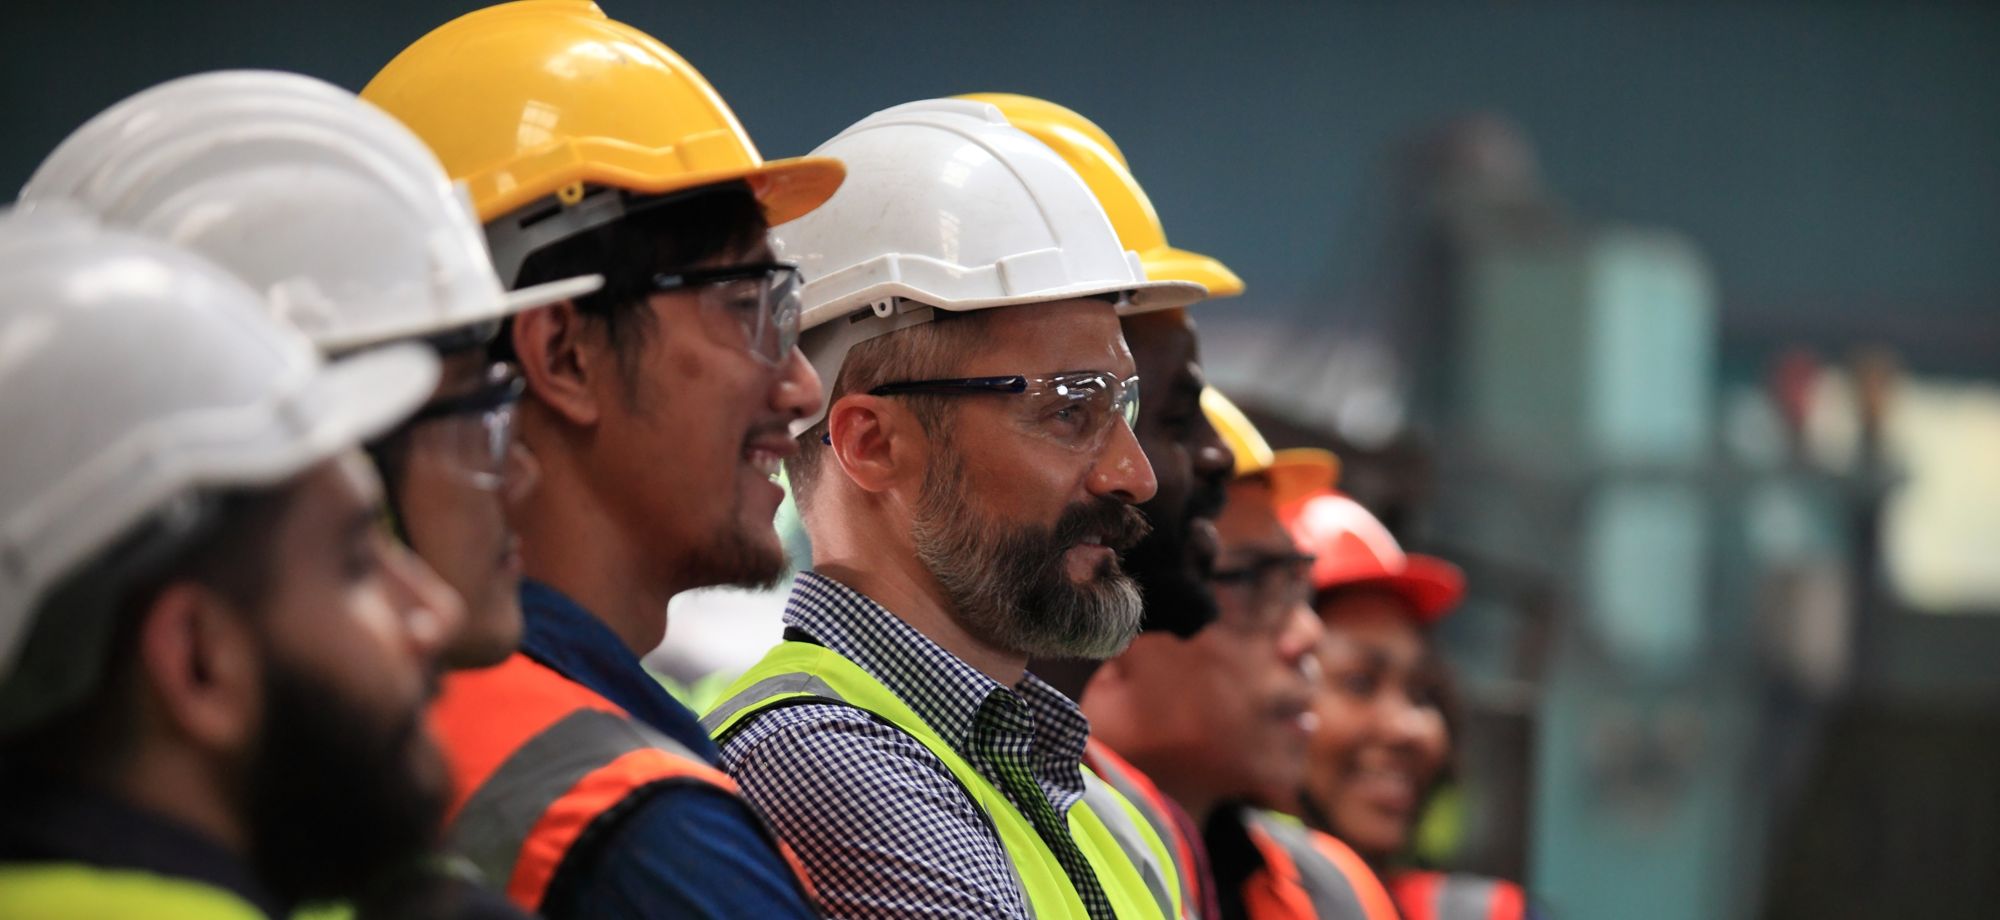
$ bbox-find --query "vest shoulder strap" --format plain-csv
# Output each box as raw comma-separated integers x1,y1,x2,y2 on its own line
1087,739,1203,919
1079,763,1183,919
1243,811,1400,920
1389,870,1528,920
434,653,735,911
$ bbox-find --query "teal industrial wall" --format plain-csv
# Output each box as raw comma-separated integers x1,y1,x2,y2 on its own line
6,1,1997,370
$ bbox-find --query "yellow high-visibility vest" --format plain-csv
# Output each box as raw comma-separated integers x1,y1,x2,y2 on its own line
706,639,1181,920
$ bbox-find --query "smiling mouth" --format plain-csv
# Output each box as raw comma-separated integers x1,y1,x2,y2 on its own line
1273,695,1315,731
742,426,797,482
745,447,783,479
1344,762,1421,813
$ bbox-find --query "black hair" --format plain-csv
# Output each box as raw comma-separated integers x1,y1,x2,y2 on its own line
499,182,768,382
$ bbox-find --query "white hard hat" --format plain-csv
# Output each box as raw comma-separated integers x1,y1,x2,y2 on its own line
20,70,601,354
775,98,1204,431
0,206,439,694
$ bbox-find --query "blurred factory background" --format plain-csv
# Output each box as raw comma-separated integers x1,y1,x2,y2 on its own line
8,2,1997,917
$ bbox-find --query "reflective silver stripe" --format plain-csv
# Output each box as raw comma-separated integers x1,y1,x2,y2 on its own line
1435,875,1502,920
699,671,848,737
1080,769,1177,920
450,708,703,897
1247,812,1370,920
1091,754,1195,918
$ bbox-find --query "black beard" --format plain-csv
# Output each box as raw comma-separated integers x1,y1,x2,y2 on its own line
244,654,447,908
1123,475,1227,638
680,515,788,592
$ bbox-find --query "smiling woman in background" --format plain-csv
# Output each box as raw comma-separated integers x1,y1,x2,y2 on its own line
1282,490,1542,920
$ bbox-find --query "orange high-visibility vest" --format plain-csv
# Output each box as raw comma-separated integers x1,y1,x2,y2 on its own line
1239,811,1400,920
430,653,808,912
1086,739,1209,919
1389,870,1528,920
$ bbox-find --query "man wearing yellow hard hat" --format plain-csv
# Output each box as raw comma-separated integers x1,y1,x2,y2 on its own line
1089,391,1402,920
362,3,835,917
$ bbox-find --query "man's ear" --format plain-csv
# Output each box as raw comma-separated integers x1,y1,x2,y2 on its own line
512,301,603,427
136,584,262,753
827,394,925,495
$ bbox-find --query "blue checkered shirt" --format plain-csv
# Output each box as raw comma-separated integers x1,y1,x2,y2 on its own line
717,571,1116,920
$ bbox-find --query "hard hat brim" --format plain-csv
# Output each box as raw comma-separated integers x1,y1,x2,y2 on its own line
1132,245,1246,307
313,272,606,355
1267,448,1341,508
753,155,849,227
503,272,605,315
1380,554,1467,623
802,277,1206,332
3,340,437,643
1310,553,1465,625
470,148,846,231
290,342,442,463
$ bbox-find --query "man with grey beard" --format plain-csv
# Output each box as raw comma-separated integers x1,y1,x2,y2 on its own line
704,99,1203,920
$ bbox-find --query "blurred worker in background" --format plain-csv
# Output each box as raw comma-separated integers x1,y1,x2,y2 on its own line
705,98,1201,920
1283,489,1539,920
18,69,608,918
0,210,454,918
963,92,1245,920
362,2,836,916
20,68,601,673
1086,393,1401,920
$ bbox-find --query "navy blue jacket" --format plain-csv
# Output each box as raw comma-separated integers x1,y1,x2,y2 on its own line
517,580,817,920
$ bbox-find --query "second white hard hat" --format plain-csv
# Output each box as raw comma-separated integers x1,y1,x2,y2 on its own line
775,98,1204,431
0,206,438,692
20,70,600,354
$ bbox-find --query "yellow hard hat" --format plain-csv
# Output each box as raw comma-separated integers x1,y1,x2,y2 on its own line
961,93,1244,301
363,1,843,231
1201,388,1339,508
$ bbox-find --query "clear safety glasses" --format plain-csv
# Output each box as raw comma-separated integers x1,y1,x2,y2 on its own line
1210,551,1317,634
395,364,526,491
868,371,1141,451
650,261,803,366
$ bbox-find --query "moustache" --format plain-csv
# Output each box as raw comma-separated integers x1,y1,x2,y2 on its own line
1052,497,1153,555
744,418,796,448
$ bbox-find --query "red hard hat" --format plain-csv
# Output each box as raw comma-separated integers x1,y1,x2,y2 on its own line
1280,490,1465,624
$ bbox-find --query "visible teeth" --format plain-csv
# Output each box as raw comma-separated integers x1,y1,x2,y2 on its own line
747,450,781,479
1296,711,1320,733
1081,535,1103,546
1352,768,1411,786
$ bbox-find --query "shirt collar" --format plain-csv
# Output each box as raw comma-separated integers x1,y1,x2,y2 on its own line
517,578,722,763
782,570,1091,772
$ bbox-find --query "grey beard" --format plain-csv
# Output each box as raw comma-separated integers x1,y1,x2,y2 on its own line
910,449,1145,661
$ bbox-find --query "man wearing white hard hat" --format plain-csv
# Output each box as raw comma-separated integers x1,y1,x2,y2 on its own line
966,93,1250,920
0,210,456,918
21,68,600,672
703,99,1203,920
